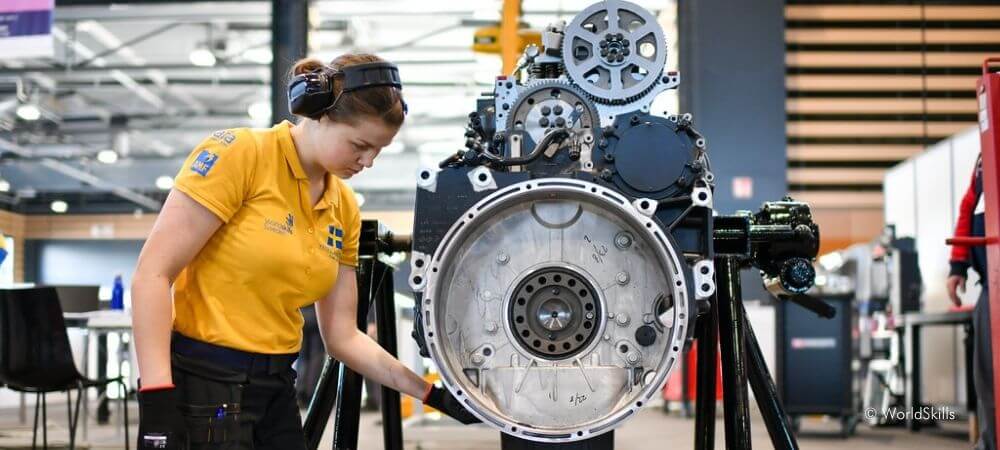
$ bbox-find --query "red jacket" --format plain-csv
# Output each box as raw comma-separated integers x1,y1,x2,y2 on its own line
950,156,986,278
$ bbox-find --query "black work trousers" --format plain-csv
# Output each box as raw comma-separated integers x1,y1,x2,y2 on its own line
171,334,307,450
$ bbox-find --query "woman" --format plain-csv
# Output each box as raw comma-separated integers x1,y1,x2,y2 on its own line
131,53,477,450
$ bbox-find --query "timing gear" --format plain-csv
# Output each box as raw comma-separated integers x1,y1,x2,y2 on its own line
504,80,601,163
561,0,667,105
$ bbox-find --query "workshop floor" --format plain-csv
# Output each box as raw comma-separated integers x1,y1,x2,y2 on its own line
0,400,972,449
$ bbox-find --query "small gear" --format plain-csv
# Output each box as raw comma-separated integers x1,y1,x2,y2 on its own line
504,79,601,151
561,0,667,105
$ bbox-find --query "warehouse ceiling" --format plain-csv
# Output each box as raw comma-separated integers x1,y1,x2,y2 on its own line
0,0,676,214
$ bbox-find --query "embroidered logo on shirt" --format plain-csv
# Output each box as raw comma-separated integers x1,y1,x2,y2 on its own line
210,130,237,146
190,150,218,176
264,213,295,236
327,226,344,250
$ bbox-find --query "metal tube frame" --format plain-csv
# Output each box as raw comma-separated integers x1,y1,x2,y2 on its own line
302,220,405,450
695,257,800,450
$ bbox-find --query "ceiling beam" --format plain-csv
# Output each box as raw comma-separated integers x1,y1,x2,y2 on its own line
0,137,162,210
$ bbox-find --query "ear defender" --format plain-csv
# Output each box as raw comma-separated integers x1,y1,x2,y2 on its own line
287,61,406,119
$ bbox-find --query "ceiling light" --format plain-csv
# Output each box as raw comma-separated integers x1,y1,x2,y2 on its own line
155,175,174,190
189,47,217,67
50,200,68,214
96,149,119,164
248,101,271,122
354,192,365,207
0,179,10,193
242,47,272,64
16,104,41,121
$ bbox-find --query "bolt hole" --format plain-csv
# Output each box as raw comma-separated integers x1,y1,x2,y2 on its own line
568,279,577,287
415,259,425,268
468,213,474,219
428,332,434,337
538,277,547,284
548,344,556,351
554,275,562,282
413,276,423,284
522,330,530,337
584,303,594,311
637,401,644,407
533,340,541,348
563,342,571,350
516,316,525,324
517,297,526,305
676,280,683,286
578,289,588,297
526,286,534,293
478,173,488,182
619,344,629,353
640,200,650,209
700,266,709,274
698,193,708,201
420,171,430,180
575,334,584,342
578,432,584,437
432,268,438,272
483,348,492,356
673,346,679,352
457,390,463,396
583,322,592,329
701,283,711,292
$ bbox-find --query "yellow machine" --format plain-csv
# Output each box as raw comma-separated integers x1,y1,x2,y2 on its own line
472,0,540,74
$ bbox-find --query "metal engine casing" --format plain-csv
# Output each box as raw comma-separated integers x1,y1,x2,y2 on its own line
409,0,717,443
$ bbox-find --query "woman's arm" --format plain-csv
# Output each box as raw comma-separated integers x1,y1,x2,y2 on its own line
315,265,431,399
132,190,224,388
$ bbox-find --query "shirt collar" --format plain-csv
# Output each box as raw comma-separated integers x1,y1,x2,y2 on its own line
275,120,308,180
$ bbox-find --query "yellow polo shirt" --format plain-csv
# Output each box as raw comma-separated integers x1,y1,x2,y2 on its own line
171,121,360,354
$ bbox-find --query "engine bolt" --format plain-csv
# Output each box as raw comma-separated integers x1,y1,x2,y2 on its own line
604,334,612,341
586,312,595,320
616,313,630,326
603,153,615,162
553,105,564,115
616,271,630,285
600,169,614,181
541,106,552,116
643,313,655,324
555,117,566,127
485,322,498,333
599,40,608,48
496,252,510,265
614,232,633,249
552,287,561,295
472,354,485,365
630,115,641,125
539,117,550,127
627,352,639,364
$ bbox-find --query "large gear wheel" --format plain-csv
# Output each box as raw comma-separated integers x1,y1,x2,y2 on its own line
505,80,601,152
561,0,667,105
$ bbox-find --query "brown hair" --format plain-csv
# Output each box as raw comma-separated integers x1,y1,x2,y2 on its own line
291,53,405,128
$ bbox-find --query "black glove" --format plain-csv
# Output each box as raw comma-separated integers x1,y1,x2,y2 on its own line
423,385,481,425
138,387,188,449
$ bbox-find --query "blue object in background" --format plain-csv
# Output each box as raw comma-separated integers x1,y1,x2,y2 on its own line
0,248,7,267
111,274,124,310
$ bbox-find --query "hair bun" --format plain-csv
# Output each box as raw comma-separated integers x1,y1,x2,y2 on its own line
292,58,325,76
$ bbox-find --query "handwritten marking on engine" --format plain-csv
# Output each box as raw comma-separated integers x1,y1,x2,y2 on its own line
583,235,609,264
570,393,588,406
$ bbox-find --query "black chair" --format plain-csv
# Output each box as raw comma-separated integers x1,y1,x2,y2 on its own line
0,287,129,449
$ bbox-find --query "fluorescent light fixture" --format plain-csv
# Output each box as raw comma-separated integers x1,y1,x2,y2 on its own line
248,101,271,122
0,179,10,192
155,175,174,190
97,149,119,164
50,200,68,213
354,192,365,207
242,47,272,64
16,104,41,121
189,47,217,67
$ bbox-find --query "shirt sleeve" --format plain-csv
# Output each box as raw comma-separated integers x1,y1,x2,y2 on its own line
338,181,362,267
949,168,978,272
173,129,259,223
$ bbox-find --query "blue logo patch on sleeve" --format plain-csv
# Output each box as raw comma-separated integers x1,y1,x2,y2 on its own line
190,150,219,176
